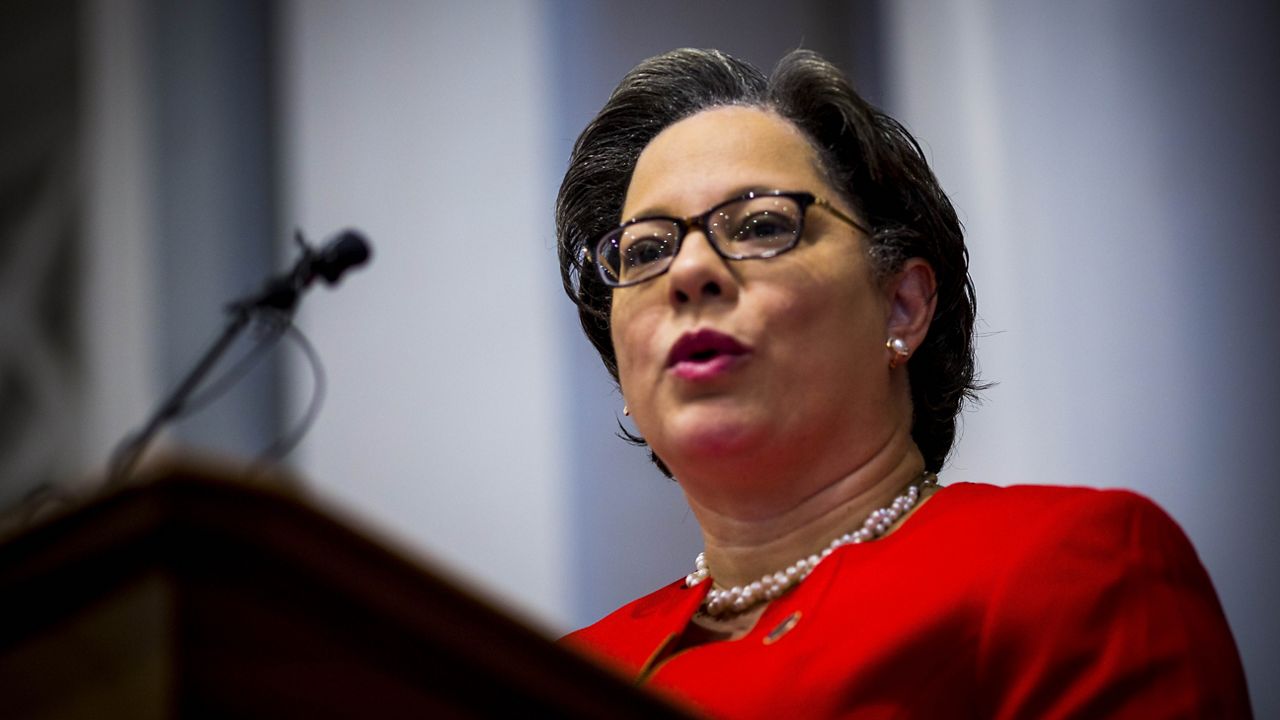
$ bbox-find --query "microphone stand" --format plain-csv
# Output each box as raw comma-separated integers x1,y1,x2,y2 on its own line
107,307,257,486
107,230,369,486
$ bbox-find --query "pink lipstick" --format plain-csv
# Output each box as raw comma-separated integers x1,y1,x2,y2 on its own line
667,329,751,381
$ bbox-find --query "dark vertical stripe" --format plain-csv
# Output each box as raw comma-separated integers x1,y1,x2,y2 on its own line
147,0,281,456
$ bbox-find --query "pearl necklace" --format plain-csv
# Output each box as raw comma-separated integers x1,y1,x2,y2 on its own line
686,473,936,617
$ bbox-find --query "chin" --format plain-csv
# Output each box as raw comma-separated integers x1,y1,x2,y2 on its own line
658,407,770,464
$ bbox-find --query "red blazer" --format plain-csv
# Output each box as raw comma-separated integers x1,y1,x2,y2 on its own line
564,483,1252,718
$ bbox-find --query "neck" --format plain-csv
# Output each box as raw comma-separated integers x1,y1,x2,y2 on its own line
683,430,928,590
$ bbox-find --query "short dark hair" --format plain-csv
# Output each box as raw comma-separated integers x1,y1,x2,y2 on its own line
556,48,979,475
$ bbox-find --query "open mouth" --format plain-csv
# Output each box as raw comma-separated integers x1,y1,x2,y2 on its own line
667,329,751,369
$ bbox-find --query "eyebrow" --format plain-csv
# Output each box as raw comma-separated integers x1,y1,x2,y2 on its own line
624,185,782,223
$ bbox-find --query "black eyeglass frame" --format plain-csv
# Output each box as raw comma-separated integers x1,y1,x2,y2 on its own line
586,190,870,288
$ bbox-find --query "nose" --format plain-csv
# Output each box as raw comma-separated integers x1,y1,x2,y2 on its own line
666,227,738,306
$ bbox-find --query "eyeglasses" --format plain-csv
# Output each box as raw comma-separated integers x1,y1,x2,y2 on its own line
587,190,869,288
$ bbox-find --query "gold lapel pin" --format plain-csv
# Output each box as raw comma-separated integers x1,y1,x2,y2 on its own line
763,611,802,645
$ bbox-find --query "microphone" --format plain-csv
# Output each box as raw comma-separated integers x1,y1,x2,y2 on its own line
238,229,372,312
108,227,372,486
312,230,372,284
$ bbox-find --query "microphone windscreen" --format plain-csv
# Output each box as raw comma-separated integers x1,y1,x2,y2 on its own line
316,230,372,283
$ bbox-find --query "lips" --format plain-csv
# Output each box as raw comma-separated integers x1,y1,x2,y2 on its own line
666,329,751,380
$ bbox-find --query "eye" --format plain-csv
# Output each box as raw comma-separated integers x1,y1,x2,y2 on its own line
617,222,678,274
737,211,793,242
725,210,799,245
623,237,671,267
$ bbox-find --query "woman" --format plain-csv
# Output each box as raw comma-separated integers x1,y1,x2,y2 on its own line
556,49,1250,718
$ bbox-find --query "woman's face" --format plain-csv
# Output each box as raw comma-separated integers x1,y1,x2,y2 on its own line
611,106,900,492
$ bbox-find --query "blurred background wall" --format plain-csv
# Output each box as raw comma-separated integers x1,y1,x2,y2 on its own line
2,0,1274,712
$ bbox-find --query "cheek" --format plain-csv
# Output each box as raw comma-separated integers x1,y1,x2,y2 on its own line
768,264,886,369
775,250,872,316
610,299,661,393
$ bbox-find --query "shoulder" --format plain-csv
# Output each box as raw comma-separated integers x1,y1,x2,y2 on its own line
907,482,1215,628
943,484,1252,716
935,482,1214,613
935,482,1191,560
938,480,1166,521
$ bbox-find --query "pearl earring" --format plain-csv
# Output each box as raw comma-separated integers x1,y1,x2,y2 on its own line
886,337,910,369
623,404,630,416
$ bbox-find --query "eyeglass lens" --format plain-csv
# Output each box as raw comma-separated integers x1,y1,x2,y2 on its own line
598,195,804,285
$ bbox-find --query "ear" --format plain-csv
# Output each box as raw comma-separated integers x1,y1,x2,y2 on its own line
884,258,937,364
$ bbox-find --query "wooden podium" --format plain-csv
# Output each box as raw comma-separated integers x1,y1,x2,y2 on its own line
0,462,690,718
